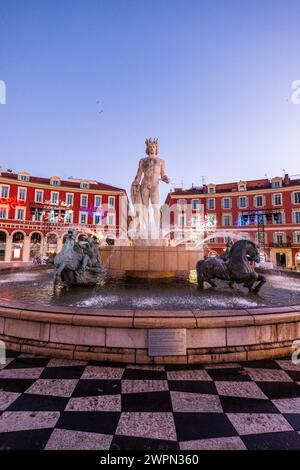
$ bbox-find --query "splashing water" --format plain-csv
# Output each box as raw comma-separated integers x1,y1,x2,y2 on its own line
0,269,300,311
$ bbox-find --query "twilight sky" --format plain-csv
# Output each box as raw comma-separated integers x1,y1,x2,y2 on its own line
1,0,300,202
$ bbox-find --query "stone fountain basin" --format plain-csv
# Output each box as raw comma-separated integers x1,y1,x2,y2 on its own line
0,295,299,364
100,245,202,278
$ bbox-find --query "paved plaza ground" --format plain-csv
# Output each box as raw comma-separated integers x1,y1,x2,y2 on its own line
0,351,300,450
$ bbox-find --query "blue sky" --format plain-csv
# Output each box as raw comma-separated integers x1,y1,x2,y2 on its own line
1,0,300,201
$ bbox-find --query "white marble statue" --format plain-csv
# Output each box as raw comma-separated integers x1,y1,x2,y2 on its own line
131,138,170,240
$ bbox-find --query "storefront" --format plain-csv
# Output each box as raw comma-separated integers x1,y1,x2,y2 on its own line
11,231,24,261
45,232,58,256
29,232,42,260
269,247,293,269
0,231,6,261
296,251,300,271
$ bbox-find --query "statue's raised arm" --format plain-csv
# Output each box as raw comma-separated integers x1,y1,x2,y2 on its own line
160,159,170,184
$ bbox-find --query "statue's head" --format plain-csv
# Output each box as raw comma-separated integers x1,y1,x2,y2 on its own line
236,239,260,263
67,229,76,240
145,138,159,156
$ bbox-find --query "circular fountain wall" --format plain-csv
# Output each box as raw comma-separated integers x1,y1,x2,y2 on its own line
0,266,299,364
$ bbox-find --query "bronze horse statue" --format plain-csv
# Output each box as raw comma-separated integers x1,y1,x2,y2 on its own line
53,230,102,289
196,240,266,294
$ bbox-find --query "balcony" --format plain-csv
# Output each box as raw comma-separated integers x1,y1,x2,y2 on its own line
268,242,292,248
0,219,121,235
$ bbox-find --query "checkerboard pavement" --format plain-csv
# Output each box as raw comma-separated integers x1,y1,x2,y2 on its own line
0,351,300,450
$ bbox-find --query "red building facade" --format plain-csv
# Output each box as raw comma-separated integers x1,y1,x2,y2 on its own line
165,174,300,270
0,169,128,262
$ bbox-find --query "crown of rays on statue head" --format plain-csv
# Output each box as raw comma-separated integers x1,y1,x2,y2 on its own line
145,138,159,155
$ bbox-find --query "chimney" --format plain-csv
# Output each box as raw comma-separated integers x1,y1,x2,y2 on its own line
284,173,290,185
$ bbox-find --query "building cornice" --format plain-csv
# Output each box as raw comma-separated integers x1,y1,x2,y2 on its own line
168,184,300,200
0,176,126,196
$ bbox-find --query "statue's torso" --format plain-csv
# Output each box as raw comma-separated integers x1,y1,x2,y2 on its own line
140,157,163,188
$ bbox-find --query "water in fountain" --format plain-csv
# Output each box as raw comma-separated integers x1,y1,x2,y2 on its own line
1,267,300,311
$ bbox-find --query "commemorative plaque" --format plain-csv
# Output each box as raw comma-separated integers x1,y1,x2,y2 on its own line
148,329,187,356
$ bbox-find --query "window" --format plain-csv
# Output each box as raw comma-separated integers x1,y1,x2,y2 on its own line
178,214,186,228
206,214,216,227
176,231,185,240
256,232,268,244
0,207,7,219
15,208,25,220
33,209,42,222
293,211,300,224
293,232,300,244
108,196,115,208
81,194,88,208
18,172,29,182
191,215,200,228
18,187,26,201
177,199,187,210
80,182,90,189
276,234,283,244
49,210,58,223
209,237,216,243
192,199,200,210
239,196,248,208
206,198,215,210
273,194,282,206
222,198,232,209
207,185,215,193
272,179,282,188
35,190,43,203
51,192,59,205
254,195,265,207
94,196,102,208
50,177,60,186
1,185,9,198
66,194,74,206
239,214,250,226
294,192,300,204
64,211,73,224
222,214,232,226
274,233,285,245
224,236,232,244
240,233,250,240
108,213,115,226
80,212,88,224
94,213,101,225
273,212,284,224
238,181,247,191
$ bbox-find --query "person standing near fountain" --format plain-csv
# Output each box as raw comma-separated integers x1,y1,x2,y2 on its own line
131,138,170,241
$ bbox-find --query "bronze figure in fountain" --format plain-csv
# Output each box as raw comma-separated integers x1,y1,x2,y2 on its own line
196,240,266,294
53,229,102,289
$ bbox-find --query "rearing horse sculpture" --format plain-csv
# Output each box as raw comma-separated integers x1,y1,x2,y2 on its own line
196,240,266,294
53,229,90,288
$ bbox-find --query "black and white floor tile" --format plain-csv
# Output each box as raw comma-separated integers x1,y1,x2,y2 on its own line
0,352,300,450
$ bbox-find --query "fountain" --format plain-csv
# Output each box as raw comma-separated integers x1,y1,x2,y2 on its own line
0,139,299,365
100,138,201,278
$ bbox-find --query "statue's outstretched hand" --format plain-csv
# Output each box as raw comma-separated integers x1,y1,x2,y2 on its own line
161,175,170,184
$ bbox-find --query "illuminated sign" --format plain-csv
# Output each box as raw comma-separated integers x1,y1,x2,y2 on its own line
0,197,25,209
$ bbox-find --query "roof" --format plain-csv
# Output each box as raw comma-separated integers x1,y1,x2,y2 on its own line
0,172,126,193
165,174,300,203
